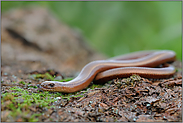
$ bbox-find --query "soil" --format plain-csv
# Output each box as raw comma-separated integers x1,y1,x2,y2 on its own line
1,60,182,122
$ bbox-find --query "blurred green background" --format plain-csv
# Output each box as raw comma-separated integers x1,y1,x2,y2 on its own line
1,1,182,60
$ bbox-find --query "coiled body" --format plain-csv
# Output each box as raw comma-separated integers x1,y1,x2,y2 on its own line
41,50,176,93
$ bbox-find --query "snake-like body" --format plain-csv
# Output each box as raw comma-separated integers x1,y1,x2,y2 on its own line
40,50,176,93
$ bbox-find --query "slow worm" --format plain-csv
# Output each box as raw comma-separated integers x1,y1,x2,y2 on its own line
40,50,176,93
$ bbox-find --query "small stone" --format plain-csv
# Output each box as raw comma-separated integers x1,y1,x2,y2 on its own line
55,97,62,100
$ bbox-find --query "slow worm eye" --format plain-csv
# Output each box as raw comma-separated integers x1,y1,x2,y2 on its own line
49,83,55,87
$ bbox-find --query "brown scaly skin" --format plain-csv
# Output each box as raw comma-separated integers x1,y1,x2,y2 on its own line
40,50,176,93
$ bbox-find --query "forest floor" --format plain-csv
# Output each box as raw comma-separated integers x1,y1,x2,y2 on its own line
1,60,182,122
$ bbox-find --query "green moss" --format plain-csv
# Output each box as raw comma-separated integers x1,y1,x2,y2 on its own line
19,81,26,85
130,74,141,81
89,83,103,90
1,86,63,121
30,73,71,81
10,86,24,91
28,86,38,88
29,113,41,122
45,73,55,81
30,73,54,80
33,74,46,79
57,77,73,82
